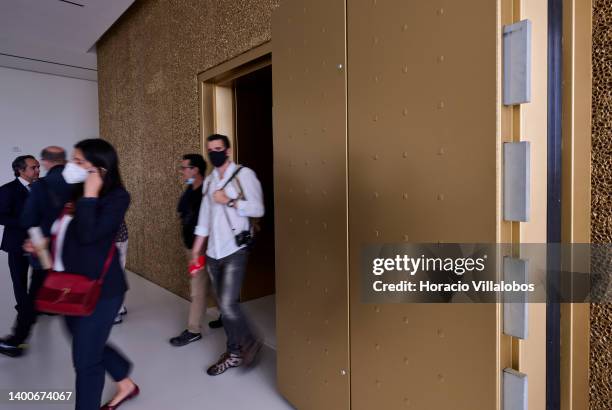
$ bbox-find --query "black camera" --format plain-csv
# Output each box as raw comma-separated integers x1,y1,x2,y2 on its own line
235,230,254,248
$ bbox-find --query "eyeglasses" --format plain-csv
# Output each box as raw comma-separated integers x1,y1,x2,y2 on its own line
179,166,194,170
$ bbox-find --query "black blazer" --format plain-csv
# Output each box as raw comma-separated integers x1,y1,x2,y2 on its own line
21,165,74,236
61,187,130,299
0,178,29,253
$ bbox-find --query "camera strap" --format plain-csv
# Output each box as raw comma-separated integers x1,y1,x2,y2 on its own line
221,201,236,232
221,166,244,190
219,166,246,233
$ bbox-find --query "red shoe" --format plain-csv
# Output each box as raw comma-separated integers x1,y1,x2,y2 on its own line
100,384,140,410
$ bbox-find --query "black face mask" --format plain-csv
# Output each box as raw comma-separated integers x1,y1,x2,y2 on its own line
209,150,228,168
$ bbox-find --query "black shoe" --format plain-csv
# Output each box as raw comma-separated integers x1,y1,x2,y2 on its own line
169,330,202,347
0,337,24,358
208,315,223,329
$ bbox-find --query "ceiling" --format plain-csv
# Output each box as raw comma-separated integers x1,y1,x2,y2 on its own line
0,0,135,81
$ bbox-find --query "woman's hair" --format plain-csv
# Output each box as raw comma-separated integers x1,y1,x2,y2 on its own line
74,139,124,196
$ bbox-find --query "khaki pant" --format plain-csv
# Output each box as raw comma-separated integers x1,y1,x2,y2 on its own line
187,250,213,333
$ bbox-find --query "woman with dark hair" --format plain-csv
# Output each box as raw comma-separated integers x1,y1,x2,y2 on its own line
56,139,139,409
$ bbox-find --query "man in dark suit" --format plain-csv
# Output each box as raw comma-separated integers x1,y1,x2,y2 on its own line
0,148,70,357
0,155,39,351
21,146,70,235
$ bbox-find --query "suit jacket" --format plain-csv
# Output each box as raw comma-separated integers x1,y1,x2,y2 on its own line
0,178,29,253
61,187,130,299
20,165,73,236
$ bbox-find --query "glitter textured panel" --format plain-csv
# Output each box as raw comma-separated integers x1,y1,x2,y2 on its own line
97,0,279,299
591,1,612,408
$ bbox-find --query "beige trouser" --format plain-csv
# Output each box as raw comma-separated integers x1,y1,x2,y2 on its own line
187,250,212,333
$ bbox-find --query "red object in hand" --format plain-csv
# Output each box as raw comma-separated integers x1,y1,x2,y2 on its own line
188,255,206,277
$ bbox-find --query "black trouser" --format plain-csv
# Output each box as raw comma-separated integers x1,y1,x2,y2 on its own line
7,252,29,313
10,268,47,345
65,295,131,410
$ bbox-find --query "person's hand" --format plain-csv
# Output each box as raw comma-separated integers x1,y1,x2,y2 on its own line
84,168,103,198
213,189,230,205
188,256,205,277
23,239,35,253
189,256,200,268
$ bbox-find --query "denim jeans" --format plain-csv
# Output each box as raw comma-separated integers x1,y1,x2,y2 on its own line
207,248,254,355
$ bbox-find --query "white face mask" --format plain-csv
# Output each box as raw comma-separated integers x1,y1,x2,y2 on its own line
62,162,89,184
186,177,195,185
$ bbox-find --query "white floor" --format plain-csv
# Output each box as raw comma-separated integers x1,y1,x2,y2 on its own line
0,252,293,410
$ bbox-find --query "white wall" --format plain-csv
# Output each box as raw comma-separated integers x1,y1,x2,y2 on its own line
0,66,99,236
0,66,99,182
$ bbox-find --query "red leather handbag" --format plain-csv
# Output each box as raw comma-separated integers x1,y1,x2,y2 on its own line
35,207,117,316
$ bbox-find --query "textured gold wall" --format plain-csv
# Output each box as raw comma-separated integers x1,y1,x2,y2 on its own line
591,0,612,408
97,0,279,298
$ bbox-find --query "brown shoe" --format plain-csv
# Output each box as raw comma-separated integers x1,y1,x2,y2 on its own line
206,352,243,376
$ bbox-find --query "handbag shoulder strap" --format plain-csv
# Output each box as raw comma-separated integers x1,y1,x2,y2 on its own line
97,244,117,284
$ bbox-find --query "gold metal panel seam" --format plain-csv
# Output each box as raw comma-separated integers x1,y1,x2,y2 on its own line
560,0,592,408
273,0,350,409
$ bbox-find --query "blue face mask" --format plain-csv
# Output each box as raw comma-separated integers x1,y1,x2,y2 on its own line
186,177,195,185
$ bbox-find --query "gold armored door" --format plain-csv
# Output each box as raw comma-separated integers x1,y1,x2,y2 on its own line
273,0,549,409
272,1,350,409
347,0,501,409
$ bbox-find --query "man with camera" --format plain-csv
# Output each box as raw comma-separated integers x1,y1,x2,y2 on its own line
190,134,264,376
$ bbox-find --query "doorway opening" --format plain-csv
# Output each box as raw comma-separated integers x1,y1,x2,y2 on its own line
197,44,276,346
234,65,275,300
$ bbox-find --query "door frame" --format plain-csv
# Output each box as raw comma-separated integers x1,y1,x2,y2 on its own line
197,42,272,159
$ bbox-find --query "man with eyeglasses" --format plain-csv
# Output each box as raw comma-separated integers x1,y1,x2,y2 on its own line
0,155,39,356
170,154,222,346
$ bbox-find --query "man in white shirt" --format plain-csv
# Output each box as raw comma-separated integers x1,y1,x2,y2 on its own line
191,134,264,376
